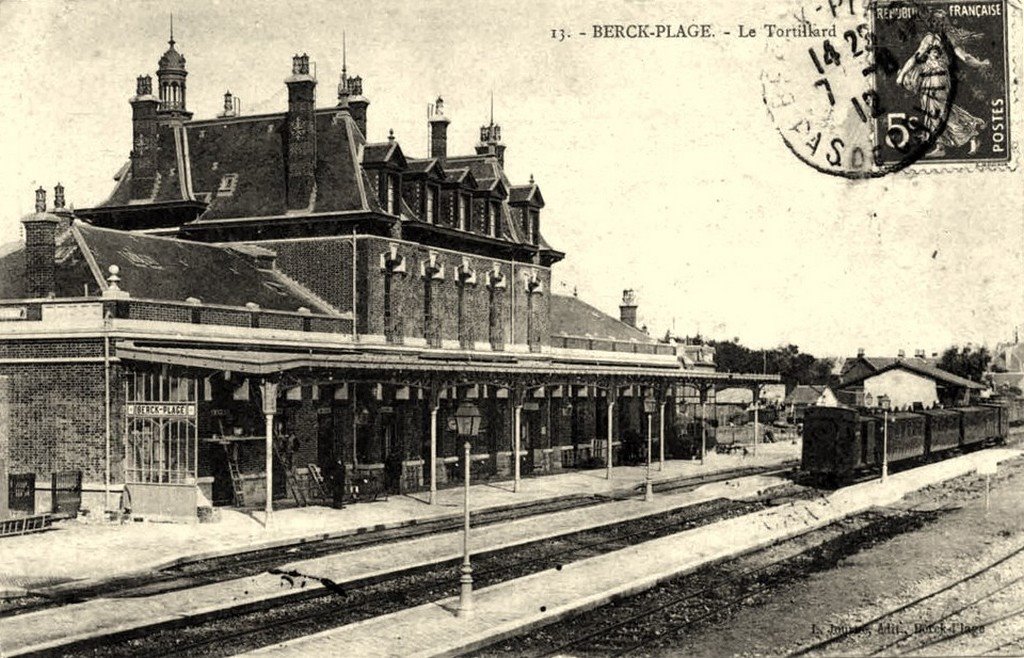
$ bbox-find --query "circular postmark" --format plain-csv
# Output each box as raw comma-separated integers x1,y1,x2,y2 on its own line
762,0,960,178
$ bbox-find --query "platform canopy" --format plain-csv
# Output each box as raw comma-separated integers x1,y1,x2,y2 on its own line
115,342,778,389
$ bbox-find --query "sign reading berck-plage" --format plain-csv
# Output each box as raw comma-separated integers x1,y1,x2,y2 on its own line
126,403,197,417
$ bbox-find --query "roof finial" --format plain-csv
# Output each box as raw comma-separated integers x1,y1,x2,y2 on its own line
489,89,494,125
342,31,347,78
169,12,175,47
529,173,534,185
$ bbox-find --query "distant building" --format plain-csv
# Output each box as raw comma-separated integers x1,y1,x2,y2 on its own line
783,385,838,421
838,360,985,410
838,348,940,386
990,332,1024,393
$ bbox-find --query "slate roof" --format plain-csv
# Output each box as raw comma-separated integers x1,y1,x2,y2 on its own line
0,221,332,313
841,360,985,390
0,229,95,300
784,385,831,405
88,99,559,256
97,109,371,221
99,125,190,206
363,141,403,166
72,223,329,311
549,294,656,344
509,184,544,206
839,355,938,381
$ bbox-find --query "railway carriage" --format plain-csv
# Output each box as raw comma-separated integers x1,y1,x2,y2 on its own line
868,411,927,463
958,406,999,448
801,407,871,483
919,408,961,454
803,402,1007,485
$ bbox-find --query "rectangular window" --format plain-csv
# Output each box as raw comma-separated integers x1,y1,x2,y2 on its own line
458,196,468,230
488,203,497,237
386,175,396,214
425,186,435,224
124,369,198,485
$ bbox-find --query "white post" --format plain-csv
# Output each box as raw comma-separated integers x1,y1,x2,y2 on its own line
458,441,474,617
265,412,274,522
429,404,438,504
261,380,278,526
753,388,760,459
882,409,889,482
606,400,616,479
513,402,522,493
645,412,654,501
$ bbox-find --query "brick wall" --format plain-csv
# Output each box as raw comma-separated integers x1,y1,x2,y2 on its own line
127,302,191,323
260,238,354,313
0,339,104,359
358,236,548,347
0,339,123,483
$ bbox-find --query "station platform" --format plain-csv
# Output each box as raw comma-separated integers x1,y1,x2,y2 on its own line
250,448,1023,658
0,444,798,595
0,459,796,656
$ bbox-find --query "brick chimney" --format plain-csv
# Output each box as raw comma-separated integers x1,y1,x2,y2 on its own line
857,347,865,357
897,349,906,358
348,75,369,138
22,187,61,299
429,97,450,160
129,75,160,200
285,54,316,211
619,289,638,328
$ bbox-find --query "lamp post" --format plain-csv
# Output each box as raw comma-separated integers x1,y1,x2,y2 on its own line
643,397,656,501
881,408,889,482
701,400,707,467
454,401,482,618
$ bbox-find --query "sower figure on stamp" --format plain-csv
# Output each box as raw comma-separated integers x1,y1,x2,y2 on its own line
896,13,991,157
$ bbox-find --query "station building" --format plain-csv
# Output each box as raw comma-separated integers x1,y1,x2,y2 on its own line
0,34,775,519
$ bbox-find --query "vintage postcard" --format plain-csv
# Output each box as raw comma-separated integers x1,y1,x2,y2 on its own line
0,0,1022,656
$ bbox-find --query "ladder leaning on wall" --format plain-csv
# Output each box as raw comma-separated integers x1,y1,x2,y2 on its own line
222,444,246,508
272,440,308,507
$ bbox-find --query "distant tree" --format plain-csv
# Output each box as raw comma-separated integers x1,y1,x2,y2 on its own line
938,345,991,382
707,339,833,389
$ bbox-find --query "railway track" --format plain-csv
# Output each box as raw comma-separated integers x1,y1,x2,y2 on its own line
27,487,815,657
469,504,954,658
787,541,1024,657
1,460,797,621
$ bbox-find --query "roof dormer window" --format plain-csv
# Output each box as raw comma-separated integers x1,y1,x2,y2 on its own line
458,195,469,230
425,186,436,224
386,175,396,215
488,202,498,238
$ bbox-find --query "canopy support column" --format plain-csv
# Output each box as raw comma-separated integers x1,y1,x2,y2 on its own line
512,386,523,493
606,387,617,480
261,380,279,527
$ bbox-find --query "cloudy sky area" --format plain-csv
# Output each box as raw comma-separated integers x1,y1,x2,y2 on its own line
0,0,1020,357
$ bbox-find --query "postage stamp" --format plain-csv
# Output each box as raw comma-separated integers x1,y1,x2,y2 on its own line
871,0,1011,166
761,0,1012,177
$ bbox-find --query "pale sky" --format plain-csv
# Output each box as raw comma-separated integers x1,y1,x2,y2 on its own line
0,0,1021,357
